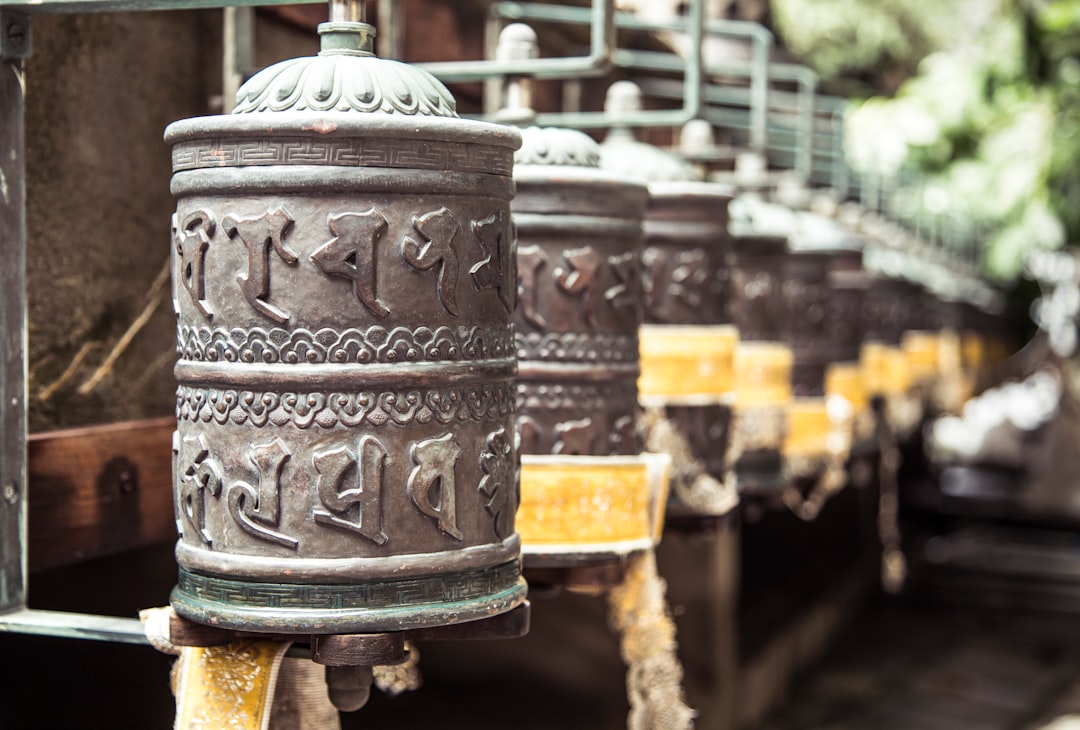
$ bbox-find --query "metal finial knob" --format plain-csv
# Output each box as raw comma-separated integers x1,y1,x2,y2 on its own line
497,23,539,62
495,23,539,124
605,80,643,123
679,119,715,156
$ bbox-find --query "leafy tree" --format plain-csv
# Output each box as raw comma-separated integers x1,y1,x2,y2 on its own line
774,0,1079,281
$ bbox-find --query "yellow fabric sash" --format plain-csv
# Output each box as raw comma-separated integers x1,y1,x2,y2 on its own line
518,453,670,552
733,341,793,407
638,324,738,404
174,639,292,730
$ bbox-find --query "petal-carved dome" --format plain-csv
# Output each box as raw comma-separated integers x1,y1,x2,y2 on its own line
232,21,457,117
515,126,600,168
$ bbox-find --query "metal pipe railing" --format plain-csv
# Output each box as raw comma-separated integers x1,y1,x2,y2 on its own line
453,2,772,148
418,0,615,81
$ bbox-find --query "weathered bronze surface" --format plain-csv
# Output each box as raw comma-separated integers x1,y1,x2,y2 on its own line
784,246,866,396
863,275,919,345
783,249,832,396
167,19,526,634
827,265,869,368
730,230,788,342
643,183,733,327
513,126,648,457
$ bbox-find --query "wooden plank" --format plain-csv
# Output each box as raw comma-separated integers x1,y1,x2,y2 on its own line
27,417,174,573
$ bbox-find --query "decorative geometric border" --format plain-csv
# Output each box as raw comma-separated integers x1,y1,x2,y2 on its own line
172,138,514,177
176,382,515,429
516,331,639,364
178,325,515,365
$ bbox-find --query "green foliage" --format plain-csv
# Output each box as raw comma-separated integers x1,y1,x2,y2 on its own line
776,0,1080,280
772,0,1005,96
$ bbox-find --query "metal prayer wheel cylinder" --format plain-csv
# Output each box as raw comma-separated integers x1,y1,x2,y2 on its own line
499,32,667,568
730,231,788,342
639,182,737,485
598,88,738,518
783,249,832,396
643,182,734,327
166,19,526,633
726,226,793,488
513,131,649,458
512,138,666,563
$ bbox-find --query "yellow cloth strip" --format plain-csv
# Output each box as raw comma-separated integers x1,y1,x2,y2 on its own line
825,362,867,412
861,342,911,396
733,341,793,407
783,398,832,458
937,329,963,376
901,331,941,383
518,454,670,547
638,325,738,400
962,332,986,371
174,639,291,730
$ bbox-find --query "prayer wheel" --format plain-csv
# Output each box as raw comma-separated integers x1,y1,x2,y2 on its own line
497,29,666,569
166,12,526,634
728,224,792,489
600,88,738,519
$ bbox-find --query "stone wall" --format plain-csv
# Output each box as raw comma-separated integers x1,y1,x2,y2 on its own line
25,10,314,432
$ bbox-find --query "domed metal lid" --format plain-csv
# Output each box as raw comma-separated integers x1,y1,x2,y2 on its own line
232,15,457,117
515,125,601,167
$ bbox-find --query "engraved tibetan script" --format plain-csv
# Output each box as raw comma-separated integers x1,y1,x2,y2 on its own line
176,432,223,546
402,207,460,317
478,428,515,540
226,438,298,549
555,246,603,328
407,433,463,540
311,209,391,318
224,207,299,324
175,209,216,319
605,251,639,324
312,435,389,545
554,417,597,455
517,245,549,330
470,210,515,313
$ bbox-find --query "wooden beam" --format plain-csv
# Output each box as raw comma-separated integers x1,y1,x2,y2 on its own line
27,417,175,573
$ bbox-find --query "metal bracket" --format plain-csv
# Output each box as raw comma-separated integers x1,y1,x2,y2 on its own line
1,11,30,58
